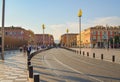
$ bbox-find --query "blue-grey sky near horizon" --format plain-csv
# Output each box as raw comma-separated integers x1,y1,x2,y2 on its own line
0,0,120,41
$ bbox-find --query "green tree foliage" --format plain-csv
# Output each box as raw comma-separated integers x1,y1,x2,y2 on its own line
109,35,120,45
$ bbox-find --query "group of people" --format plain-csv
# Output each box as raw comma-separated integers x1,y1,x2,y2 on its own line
19,45,32,56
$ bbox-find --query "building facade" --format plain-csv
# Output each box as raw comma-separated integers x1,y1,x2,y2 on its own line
0,26,35,50
35,34,54,47
77,25,120,48
60,33,78,47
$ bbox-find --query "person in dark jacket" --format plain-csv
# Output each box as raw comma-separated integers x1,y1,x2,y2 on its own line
27,45,32,57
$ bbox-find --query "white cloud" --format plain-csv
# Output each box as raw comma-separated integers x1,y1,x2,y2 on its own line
88,16,120,26
50,24,66,29
49,16,120,40
48,24,66,41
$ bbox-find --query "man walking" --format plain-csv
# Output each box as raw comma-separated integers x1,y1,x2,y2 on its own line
27,45,32,57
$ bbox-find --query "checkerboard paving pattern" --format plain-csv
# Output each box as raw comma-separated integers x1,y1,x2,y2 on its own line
0,52,28,82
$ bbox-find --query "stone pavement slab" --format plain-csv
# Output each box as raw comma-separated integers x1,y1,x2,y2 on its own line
0,50,28,82
71,48,120,64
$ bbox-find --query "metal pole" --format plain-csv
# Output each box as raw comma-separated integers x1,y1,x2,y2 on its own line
67,33,68,47
79,17,81,53
100,39,101,48
43,29,44,47
66,29,69,47
107,29,109,49
113,38,114,49
106,25,109,50
48,34,50,46
1,0,5,60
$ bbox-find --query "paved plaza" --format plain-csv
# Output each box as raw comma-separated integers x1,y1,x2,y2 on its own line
0,48,120,82
0,50,28,82
31,48,120,82
71,48,120,64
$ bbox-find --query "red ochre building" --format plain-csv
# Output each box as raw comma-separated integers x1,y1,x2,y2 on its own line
60,25,120,48
77,25,120,48
35,34,54,47
60,33,78,47
0,26,55,50
0,26,35,50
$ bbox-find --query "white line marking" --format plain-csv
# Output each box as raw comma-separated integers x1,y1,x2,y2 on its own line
44,55,60,76
44,54,69,82
53,56,104,82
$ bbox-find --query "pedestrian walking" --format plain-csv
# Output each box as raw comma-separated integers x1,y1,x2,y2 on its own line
19,46,23,52
23,45,27,53
27,45,32,57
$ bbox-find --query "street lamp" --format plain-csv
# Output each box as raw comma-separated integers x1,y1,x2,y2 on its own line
42,24,45,48
113,38,115,49
106,24,109,50
48,34,50,46
78,9,82,54
1,0,5,60
66,28,69,47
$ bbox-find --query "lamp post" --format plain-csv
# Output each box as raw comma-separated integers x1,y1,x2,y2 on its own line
42,24,45,48
1,0,5,60
78,9,82,53
113,38,115,49
66,28,69,47
48,34,50,46
106,24,109,50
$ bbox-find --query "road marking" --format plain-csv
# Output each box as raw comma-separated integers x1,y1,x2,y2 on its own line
63,51,118,73
53,56,103,82
43,54,69,82
60,50,100,67
43,54,60,76
64,52,100,66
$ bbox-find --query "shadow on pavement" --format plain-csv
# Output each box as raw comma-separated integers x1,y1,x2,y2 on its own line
33,66,93,82
33,65,80,75
87,74,120,81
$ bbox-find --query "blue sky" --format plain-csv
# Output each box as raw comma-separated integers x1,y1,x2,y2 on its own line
0,0,120,40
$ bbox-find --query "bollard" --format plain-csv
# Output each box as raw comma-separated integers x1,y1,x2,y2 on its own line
29,65,33,78
28,55,31,60
28,57,31,61
80,51,81,54
87,52,89,56
112,55,115,62
27,61,31,70
83,51,85,56
101,54,103,60
93,53,95,58
27,53,30,57
34,73,40,82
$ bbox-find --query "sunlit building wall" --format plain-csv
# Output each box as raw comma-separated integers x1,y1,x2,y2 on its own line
60,33,78,47
0,26,34,50
35,34,54,47
0,26,36,50
77,25,120,48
